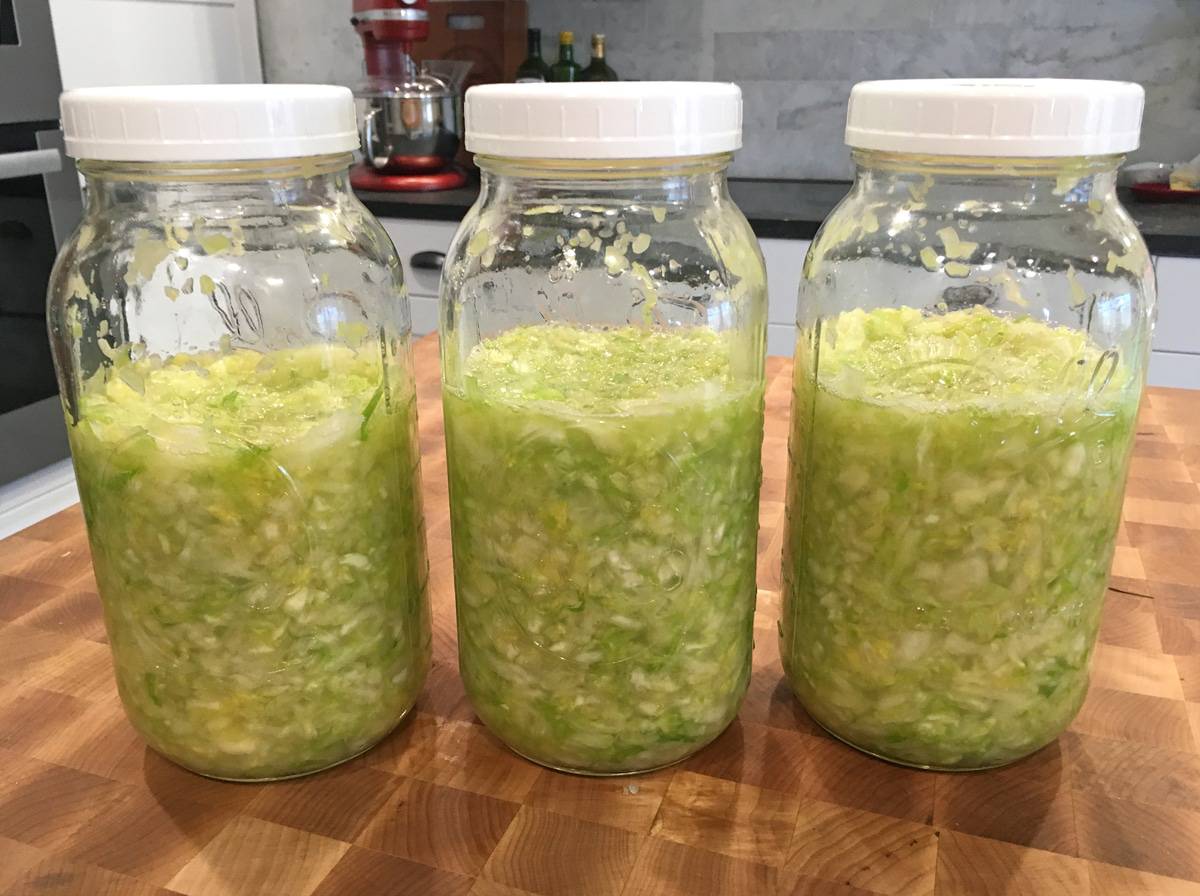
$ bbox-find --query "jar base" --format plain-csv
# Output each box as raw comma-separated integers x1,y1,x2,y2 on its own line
495,718,735,777
803,705,1056,773
142,705,416,783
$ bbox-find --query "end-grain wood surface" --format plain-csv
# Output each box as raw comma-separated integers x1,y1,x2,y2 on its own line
2,335,1200,895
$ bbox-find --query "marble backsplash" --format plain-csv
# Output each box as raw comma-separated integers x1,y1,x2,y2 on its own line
256,0,1200,180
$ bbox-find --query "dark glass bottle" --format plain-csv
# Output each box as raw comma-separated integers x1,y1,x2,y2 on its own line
548,31,582,83
581,33,618,81
515,28,550,83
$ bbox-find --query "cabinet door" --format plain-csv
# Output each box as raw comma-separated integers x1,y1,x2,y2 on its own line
1149,351,1200,390
48,0,262,88
759,237,809,357
1152,256,1200,356
379,218,460,337
1148,256,1200,389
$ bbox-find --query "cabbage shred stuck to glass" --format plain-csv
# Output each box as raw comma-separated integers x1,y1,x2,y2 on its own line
69,343,430,780
445,325,763,774
780,306,1139,769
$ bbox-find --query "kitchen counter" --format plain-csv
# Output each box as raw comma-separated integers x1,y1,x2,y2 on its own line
359,177,1200,257
2,336,1200,894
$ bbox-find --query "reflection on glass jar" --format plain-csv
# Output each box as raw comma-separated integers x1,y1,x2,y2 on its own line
780,80,1156,770
48,86,430,780
442,83,767,775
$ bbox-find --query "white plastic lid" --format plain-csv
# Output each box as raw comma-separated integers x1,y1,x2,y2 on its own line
465,82,742,159
845,79,1145,157
60,84,359,162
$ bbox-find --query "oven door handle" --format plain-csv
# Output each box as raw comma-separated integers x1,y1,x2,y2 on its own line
0,148,64,181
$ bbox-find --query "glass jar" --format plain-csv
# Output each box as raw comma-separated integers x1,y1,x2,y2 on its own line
48,86,430,780
780,80,1155,770
442,83,767,774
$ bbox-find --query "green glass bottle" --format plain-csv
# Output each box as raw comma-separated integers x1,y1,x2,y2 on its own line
548,31,582,83
515,28,550,83
581,33,618,81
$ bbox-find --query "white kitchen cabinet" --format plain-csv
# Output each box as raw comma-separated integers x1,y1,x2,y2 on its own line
379,221,813,346
379,218,460,337
1149,351,1200,391
1147,255,1200,388
1152,256,1200,355
378,216,1200,389
48,0,262,89
760,237,808,357
762,241,1200,389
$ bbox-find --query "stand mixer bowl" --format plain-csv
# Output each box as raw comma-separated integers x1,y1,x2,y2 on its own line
356,73,456,173
354,60,472,175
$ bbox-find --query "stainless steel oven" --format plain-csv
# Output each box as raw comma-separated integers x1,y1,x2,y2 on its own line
0,0,82,486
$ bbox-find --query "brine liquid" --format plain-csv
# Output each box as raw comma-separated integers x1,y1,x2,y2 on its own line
68,343,430,780
445,325,764,774
780,306,1140,769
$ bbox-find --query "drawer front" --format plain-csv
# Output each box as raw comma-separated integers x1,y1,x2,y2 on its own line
379,218,461,300
380,223,812,342
1149,350,1200,390
767,322,797,357
1152,255,1200,355
760,237,809,328
409,295,439,337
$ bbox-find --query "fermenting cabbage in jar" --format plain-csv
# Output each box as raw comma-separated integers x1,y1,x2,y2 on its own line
780,306,1139,769
445,324,762,774
69,343,430,780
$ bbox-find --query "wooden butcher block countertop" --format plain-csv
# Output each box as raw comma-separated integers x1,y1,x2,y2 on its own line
2,334,1200,896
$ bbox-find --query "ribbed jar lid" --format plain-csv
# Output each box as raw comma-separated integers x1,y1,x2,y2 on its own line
844,79,1144,157
60,84,359,162
465,82,742,159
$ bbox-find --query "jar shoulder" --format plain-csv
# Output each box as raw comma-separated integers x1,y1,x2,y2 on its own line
443,193,766,311
439,188,766,387
52,196,404,298
810,187,1147,266
49,193,411,368
800,185,1155,335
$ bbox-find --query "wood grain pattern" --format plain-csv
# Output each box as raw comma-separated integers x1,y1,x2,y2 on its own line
786,800,938,895
934,831,1088,896
650,771,800,867
165,816,349,896
1,336,1199,894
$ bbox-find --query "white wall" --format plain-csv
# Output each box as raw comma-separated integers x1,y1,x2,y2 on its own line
254,0,363,89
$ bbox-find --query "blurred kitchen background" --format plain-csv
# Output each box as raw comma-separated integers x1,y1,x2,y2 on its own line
4,0,1200,533
256,0,1200,180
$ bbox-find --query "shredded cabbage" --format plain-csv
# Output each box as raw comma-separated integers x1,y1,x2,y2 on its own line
68,343,430,780
445,325,763,774
781,306,1139,769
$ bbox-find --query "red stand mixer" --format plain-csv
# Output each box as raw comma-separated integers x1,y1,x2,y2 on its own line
350,0,471,191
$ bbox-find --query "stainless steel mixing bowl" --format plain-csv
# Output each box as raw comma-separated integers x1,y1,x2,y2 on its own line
354,61,470,174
